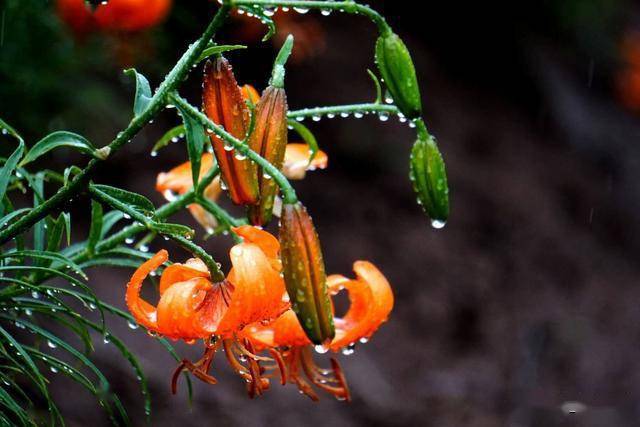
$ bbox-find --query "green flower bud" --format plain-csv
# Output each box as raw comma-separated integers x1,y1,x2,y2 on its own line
375,31,422,119
410,134,449,227
279,203,335,345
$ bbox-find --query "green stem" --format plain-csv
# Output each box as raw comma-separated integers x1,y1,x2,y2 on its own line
169,93,299,204
167,235,225,282
287,103,399,120
231,0,390,34
414,118,429,141
0,4,231,246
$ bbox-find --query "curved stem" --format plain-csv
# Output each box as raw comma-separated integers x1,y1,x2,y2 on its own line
0,4,231,246
287,103,399,120
169,93,299,204
231,0,390,34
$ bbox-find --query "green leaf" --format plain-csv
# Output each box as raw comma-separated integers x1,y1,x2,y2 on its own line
88,200,103,255
151,124,185,155
0,118,24,144
124,68,153,117
91,184,156,219
100,210,125,238
287,120,320,165
0,250,87,280
8,318,130,425
196,44,247,63
32,172,45,253
175,103,206,188
0,140,25,208
367,69,383,104
63,211,72,246
150,222,195,239
45,214,66,254
19,131,95,166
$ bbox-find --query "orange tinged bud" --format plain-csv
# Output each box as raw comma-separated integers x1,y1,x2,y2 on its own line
279,203,334,345
247,86,289,226
203,57,259,205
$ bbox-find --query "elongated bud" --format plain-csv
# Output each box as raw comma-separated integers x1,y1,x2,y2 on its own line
279,203,335,345
247,86,288,225
375,31,422,119
410,133,449,227
203,57,259,205
246,39,295,226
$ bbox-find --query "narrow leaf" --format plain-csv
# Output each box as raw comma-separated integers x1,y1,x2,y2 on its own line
88,200,103,255
175,103,206,188
19,131,95,166
91,184,156,218
124,68,153,117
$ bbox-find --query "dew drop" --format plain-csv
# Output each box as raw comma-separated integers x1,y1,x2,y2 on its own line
431,219,446,229
50,366,58,373
293,7,309,14
321,9,332,16
312,115,321,122
379,113,389,122
139,244,149,253
342,343,356,355
127,321,139,330
314,345,329,354
125,237,134,245
354,112,364,118
47,340,58,349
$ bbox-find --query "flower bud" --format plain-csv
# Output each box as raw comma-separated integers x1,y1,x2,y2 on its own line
410,134,449,227
203,57,259,205
247,85,288,226
375,31,422,119
279,203,335,345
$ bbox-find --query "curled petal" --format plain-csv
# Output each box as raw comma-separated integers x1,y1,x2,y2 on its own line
329,261,394,350
125,250,167,331
159,257,210,295
156,278,226,340
283,143,328,180
233,225,280,266
245,261,393,351
218,242,288,336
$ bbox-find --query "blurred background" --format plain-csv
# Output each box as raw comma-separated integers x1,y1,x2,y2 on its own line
3,0,640,426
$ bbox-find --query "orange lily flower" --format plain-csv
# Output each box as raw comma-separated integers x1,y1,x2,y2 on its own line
155,149,327,231
156,153,222,233
243,260,394,401
125,226,289,396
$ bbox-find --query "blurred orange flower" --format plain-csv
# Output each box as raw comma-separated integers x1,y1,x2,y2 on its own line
57,0,172,34
156,148,327,231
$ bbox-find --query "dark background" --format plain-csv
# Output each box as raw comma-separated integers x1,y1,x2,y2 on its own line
3,0,640,426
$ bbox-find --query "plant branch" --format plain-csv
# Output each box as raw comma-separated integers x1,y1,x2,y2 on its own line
231,0,390,34
287,103,399,120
